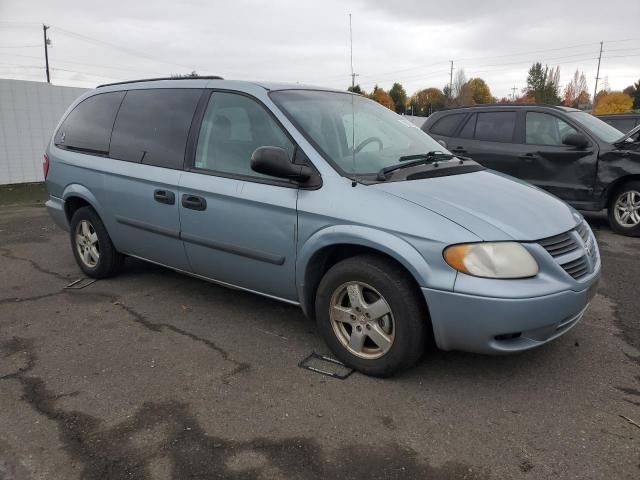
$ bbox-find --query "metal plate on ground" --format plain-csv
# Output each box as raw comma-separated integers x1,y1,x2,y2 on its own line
298,352,354,379
64,278,97,290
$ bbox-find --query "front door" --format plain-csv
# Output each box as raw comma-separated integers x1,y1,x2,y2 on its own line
516,110,598,205
179,91,299,301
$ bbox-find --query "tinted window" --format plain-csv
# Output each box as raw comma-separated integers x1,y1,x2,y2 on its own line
526,112,578,145
195,92,294,178
430,113,465,136
474,112,516,142
459,114,476,138
110,89,201,169
55,92,125,153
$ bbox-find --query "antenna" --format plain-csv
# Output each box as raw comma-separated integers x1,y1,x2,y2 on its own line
349,13,359,90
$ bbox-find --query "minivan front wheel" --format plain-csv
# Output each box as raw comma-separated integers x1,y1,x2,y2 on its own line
315,255,426,377
69,207,123,278
608,181,640,236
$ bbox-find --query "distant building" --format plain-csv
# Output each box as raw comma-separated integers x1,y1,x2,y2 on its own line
0,79,87,185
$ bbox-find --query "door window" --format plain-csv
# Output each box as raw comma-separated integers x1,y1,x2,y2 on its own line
430,113,465,136
194,92,294,178
474,112,516,143
109,89,202,169
526,112,578,145
55,91,125,154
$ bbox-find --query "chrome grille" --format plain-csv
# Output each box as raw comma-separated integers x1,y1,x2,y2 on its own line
538,222,596,280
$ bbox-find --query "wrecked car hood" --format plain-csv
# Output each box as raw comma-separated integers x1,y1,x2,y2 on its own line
373,170,580,241
615,123,640,145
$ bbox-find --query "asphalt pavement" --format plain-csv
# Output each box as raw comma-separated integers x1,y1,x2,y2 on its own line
0,203,638,479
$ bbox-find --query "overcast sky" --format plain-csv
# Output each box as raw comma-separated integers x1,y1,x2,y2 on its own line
0,0,638,99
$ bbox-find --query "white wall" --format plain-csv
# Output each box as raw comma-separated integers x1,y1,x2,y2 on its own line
402,114,427,128
0,79,87,185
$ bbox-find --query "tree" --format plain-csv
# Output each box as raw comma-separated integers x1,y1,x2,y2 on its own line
525,62,561,104
465,78,493,104
369,85,394,110
563,70,590,108
593,91,634,115
410,87,445,115
624,79,640,109
171,70,199,78
348,84,363,94
388,83,407,114
452,69,467,101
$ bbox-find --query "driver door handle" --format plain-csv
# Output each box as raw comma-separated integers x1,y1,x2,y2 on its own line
518,153,538,162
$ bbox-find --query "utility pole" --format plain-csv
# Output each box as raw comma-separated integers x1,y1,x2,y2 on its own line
511,86,518,101
348,14,358,90
593,41,603,107
42,24,51,83
449,60,454,99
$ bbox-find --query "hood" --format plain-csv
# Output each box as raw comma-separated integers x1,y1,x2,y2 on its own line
372,170,580,241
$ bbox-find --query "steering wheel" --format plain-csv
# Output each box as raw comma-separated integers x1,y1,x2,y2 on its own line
354,136,383,154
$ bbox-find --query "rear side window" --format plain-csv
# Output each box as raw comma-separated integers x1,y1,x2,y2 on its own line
459,114,477,138
109,89,202,169
55,92,125,154
474,112,516,143
430,113,465,136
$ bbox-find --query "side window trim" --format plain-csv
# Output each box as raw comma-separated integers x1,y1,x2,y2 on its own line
185,88,320,188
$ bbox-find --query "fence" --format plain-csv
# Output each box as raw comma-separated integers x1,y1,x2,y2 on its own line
0,79,87,185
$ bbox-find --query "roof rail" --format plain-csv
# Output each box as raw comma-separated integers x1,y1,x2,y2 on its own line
97,76,224,88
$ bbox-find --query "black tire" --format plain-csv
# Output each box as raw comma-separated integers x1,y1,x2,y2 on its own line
69,206,123,278
608,181,640,237
315,254,427,377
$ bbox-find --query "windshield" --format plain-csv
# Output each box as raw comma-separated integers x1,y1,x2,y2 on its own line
270,90,449,176
568,111,625,143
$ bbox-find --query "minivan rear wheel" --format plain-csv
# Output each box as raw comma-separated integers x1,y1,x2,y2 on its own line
69,206,123,278
315,255,426,377
608,181,640,237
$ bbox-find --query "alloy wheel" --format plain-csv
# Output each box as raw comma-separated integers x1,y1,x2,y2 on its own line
75,220,100,268
614,190,640,228
329,281,395,359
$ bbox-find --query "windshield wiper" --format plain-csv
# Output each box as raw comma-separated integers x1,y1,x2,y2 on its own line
377,151,465,180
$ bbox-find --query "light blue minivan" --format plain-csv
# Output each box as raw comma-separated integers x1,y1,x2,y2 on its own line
45,78,601,376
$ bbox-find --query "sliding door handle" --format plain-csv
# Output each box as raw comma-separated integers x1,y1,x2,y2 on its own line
181,194,207,211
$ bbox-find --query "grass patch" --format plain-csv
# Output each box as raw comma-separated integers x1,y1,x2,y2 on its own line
0,182,48,206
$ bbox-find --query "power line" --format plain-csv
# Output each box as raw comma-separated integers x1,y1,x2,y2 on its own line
49,25,207,72
0,45,41,49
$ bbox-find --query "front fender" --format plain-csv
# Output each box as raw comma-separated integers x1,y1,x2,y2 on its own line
296,225,446,317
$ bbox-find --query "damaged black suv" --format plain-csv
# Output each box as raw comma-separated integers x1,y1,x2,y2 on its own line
423,104,640,236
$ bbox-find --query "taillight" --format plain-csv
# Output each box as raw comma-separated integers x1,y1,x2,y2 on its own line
43,153,50,179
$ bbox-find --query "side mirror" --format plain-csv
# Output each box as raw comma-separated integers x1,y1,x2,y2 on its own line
562,133,589,148
251,146,312,182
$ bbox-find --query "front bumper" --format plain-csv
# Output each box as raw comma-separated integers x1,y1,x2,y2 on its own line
422,274,600,354
45,195,69,231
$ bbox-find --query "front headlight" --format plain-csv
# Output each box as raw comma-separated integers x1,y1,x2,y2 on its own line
443,242,538,279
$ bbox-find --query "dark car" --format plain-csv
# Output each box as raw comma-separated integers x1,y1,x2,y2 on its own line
423,104,640,235
597,113,640,133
